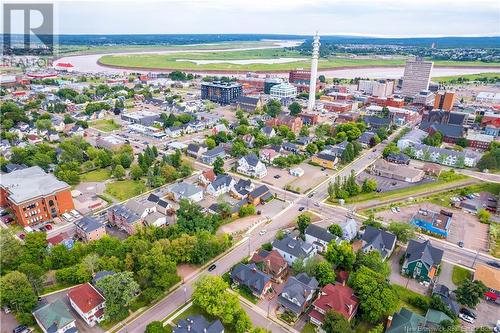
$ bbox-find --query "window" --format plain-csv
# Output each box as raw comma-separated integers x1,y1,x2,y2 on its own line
48,200,54,207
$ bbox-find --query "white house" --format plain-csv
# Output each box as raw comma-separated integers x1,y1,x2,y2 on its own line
206,174,236,197
237,153,268,179
33,300,77,333
272,234,317,265
68,283,105,327
289,167,304,177
304,224,338,253
168,182,204,202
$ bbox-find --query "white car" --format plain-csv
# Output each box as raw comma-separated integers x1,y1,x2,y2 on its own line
391,207,397,213
259,230,267,236
459,313,475,324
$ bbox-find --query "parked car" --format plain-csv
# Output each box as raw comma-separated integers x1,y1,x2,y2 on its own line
458,241,464,248
486,261,500,269
459,313,475,324
259,230,267,236
395,206,401,212
298,207,305,212
391,207,397,213
460,308,477,319
3,306,11,314
273,175,281,179
45,224,53,231
18,233,25,240
13,325,27,333
208,264,217,272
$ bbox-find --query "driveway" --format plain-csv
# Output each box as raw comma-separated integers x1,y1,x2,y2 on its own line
0,311,19,333
434,261,457,290
461,300,500,330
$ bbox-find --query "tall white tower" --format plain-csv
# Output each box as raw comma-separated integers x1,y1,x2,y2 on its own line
307,32,320,111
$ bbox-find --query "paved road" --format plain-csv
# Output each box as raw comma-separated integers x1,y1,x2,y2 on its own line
409,160,500,183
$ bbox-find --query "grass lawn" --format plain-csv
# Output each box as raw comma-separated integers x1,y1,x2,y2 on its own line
392,284,430,316
354,321,374,333
489,223,500,259
342,173,471,204
80,168,112,182
90,119,121,132
433,72,500,83
301,322,317,333
452,266,472,285
98,50,500,72
235,285,258,304
105,179,147,201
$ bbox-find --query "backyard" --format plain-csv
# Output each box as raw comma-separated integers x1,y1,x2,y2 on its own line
80,169,112,182
90,119,121,132
105,179,148,201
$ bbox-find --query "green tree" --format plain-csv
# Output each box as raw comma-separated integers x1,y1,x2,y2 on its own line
297,214,311,235
288,102,302,116
455,279,487,308
239,204,256,217
113,165,126,179
82,253,99,276
362,179,378,193
96,272,140,320
213,157,225,175
0,271,38,313
306,143,318,155
314,261,335,286
350,266,399,323
264,100,281,118
130,164,143,180
145,321,166,333
323,311,354,333
325,241,356,269
205,138,216,149
387,222,416,243
477,209,491,224
354,250,390,278
328,224,343,238
368,323,385,333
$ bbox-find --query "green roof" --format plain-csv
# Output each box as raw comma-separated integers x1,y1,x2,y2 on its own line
425,309,452,325
33,300,75,333
386,308,428,333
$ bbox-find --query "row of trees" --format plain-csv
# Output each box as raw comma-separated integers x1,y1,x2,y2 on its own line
327,171,377,200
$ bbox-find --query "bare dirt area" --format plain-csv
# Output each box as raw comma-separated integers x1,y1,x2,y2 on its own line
375,203,489,251
287,162,334,194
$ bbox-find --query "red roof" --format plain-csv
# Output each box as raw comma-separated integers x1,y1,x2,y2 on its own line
202,169,216,182
47,234,64,246
311,283,359,322
56,62,74,68
68,283,105,313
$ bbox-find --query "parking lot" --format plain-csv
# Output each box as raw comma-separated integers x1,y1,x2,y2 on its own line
375,203,490,251
356,171,436,192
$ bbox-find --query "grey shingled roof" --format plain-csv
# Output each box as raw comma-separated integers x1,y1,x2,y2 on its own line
75,216,103,233
231,263,271,295
272,235,314,259
243,153,260,167
204,146,225,157
173,315,224,333
278,273,319,314
210,174,233,189
305,224,336,244
405,240,444,269
169,182,203,198
362,226,396,258
0,166,70,204
249,185,269,198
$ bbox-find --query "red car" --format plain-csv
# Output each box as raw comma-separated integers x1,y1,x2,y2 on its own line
19,233,25,240
2,216,13,223
45,224,53,231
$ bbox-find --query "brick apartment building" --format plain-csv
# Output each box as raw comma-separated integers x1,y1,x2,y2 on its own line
0,166,74,227
266,115,303,133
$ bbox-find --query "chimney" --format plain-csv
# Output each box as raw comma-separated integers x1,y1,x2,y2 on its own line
346,303,353,315
386,315,393,329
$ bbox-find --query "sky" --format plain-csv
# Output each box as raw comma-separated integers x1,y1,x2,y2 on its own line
6,0,500,36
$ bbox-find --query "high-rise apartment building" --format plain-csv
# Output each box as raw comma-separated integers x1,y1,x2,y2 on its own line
434,91,456,111
401,57,433,98
201,81,242,105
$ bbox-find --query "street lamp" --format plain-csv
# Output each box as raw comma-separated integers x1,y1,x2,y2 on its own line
183,286,188,304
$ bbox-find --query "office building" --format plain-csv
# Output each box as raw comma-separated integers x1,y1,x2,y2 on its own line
289,69,311,83
0,166,74,227
270,83,297,100
401,57,434,98
358,79,394,97
201,81,242,105
264,78,283,94
434,91,456,111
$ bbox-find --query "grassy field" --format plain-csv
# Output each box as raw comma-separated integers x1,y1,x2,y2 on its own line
452,266,472,285
80,169,112,182
433,72,500,83
90,119,121,132
490,223,500,259
98,49,500,71
105,179,147,201
393,284,430,316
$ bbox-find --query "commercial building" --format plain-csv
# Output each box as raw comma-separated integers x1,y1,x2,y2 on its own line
434,91,456,111
369,159,424,183
370,96,405,108
401,57,434,97
95,135,126,150
476,92,500,104
413,90,435,105
121,110,161,126
0,166,74,227
266,115,303,133
358,79,394,97
289,69,311,83
270,82,297,100
466,131,495,150
410,208,452,237
201,81,242,105
264,77,283,94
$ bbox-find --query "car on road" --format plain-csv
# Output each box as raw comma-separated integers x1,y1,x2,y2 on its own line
259,230,267,236
2,216,13,223
39,226,47,232
395,206,401,212
308,193,314,198
45,224,53,231
314,202,320,207
273,175,281,179
486,261,500,269
321,167,326,171
458,241,464,248
298,207,305,211
372,149,377,152
208,264,217,272
3,306,10,314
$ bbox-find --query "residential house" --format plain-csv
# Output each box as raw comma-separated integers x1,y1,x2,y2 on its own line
278,273,319,316
230,179,254,200
386,153,410,165
33,300,77,333
201,146,226,165
261,126,276,138
107,204,141,235
266,115,303,133
167,182,204,202
68,283,105,327
397,128,428,150
237,153,267,179
241,134,255,148
206,174,236,196
198,169,216,186
75,216,106,242
402,240,444,283
260,148,281,164
361,226,397,260
250,249,288,283
186,143,207,159
342,218,359,241
247,185,272,206
143,211,167,227
309,283,359,325
411,144,478,168
385,308,427,333
362,115,391,130
311,151,338,169
358,131,376,147
155,199,172,215
165,126,183,138
173,315,224,333
424,309,452,330
282,142,300,154
272,233,317,265
304,224,338,253
432,284,460,315
369,159,425,183
212,124,229,135
230,263,272,298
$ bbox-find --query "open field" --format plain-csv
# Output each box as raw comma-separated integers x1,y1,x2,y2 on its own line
433,72,500,83
90,119,121,132
452,266,472,285
98,49,500,72
105,179,148,201
80,168,112,182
